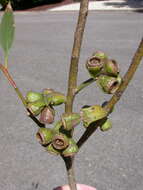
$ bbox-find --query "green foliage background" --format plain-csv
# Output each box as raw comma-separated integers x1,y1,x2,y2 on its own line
0,0,63,10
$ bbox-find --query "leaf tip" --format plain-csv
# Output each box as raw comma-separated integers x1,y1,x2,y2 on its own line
5,1,13,12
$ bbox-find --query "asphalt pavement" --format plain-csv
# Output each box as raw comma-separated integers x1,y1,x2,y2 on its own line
0,9,143,190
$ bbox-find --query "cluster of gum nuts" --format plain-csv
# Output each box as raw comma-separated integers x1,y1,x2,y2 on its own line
25,51,121,156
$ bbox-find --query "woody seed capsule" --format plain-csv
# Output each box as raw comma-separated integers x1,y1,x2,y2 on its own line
104,59,119,77
97,75,121,94
86,56,104,78
80,105,107,128
39,106,55,124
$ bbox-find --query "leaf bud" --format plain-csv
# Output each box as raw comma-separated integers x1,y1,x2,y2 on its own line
36,127,54,145
52,133,69,150
26,91,43,103
100,119,112,132
97,75,121,94
61,113,81,131
104,59,119,77
62,138,79,157
39,106,55,124
27,99,45,116
80,105,107,128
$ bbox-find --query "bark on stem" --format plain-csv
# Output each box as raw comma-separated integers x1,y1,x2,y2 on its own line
77,37,143,148
64,1,89,190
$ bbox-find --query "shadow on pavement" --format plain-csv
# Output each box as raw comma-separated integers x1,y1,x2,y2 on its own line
104,0,143,13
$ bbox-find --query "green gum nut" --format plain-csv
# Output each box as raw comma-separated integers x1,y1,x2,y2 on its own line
62,138,79,157
27,99,45,116
104,59,119,77
39,106,55,124
61,113,81,131
46,144,60,155
26,91,43,103
36,128,54,145
53,120,63,132
92,51,108,60
52,133,69,150
86,56,104,78
97,75,121,94
100,119,112,132
80,105,107,128
45,92,66,106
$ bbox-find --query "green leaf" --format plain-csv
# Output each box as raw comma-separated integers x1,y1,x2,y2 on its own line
0,2,15,57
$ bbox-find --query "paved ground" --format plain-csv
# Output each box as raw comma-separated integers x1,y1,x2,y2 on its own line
0,10,143,190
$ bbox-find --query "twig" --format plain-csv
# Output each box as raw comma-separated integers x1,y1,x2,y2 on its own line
0,64,26,106
64,1,89,190
75,78,96,95
77,37,143,149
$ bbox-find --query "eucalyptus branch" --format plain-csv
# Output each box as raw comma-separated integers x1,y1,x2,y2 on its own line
75,78,96,95
0,64,44,128
65,0,89,114
77,37,143,149
63,0,89,190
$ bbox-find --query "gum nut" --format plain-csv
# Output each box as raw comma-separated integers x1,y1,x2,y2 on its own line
26,91,43,103
86,56,104,78
39,106,55,124
49,92,66,106
62,138,78,157
104,59,119,77
61,113,81,131
53,120,63,132
52,133,69,150
92,51,108,60
100,119,112,132
81,105,107,127
46,144,60,155
36,128,54,145
97,75,120,94
27,99,45,116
